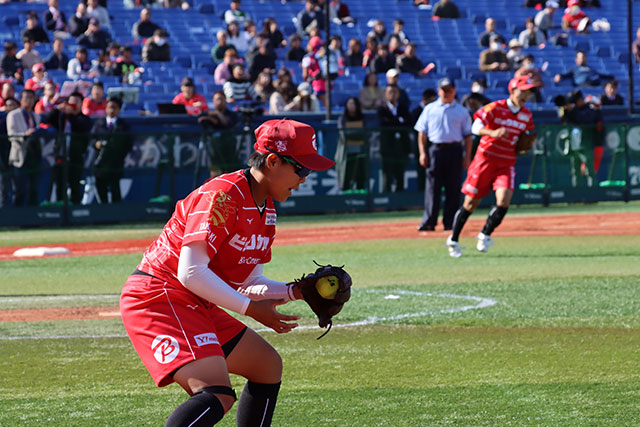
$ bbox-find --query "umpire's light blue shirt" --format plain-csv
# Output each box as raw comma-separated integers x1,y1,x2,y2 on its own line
414,99,472,143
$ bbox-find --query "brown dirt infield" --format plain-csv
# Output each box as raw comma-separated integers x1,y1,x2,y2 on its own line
1,212,639,322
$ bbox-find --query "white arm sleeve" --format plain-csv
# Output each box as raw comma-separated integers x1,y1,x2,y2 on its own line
177,241,251,315
237,264,297,302
472,118,485,136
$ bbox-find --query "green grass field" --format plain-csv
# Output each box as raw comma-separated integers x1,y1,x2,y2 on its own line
1,204,640,426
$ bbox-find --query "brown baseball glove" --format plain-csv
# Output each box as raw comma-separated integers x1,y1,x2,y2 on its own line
515,131,537,155
291,262,352,339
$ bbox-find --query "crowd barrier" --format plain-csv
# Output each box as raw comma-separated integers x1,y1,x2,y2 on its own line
1,121,639,227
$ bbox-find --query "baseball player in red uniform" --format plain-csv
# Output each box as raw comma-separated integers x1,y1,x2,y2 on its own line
446,75,535,258
120,119,335,426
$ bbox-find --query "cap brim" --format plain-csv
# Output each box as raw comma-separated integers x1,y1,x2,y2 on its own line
292,153,336,171
517,83,537,91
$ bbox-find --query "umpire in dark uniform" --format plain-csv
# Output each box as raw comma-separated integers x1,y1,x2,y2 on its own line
414,77,472,231
91,97,132,203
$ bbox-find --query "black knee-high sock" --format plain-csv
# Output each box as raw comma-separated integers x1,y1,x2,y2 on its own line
451,207,472,242
236,381,281,427
165,390,225,427
481,206,508,236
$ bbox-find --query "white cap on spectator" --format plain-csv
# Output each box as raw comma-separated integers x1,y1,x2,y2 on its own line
545,0,559,8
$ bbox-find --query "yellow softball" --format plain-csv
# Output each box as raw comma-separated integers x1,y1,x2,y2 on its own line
315,276,339,299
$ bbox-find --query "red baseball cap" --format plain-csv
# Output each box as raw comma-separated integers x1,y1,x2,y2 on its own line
508,75,536,92
254,119,336,171
567,0,580,7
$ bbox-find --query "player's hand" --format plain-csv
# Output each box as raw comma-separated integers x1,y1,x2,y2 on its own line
463,155,471,170
491,127,508,138
246,299,300,333
419,152,428,168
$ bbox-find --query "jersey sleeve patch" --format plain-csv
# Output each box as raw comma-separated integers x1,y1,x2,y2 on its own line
208,190,236,228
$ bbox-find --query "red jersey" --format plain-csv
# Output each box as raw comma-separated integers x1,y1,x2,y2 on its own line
473,99,534,166
172,93,209,116
137,170,276,288
562,11,587,30
25,77,50,92
82,97,107,117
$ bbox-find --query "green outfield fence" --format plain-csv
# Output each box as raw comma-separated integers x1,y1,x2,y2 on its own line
1,122,639,227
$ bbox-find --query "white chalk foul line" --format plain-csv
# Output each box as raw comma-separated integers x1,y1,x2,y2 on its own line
0,290,497,340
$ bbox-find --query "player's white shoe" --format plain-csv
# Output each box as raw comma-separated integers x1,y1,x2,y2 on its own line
476,232,495,252
446,236,463,258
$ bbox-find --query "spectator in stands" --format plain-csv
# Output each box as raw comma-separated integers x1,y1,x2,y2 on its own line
0,82,16,112
243,20,258,52
385,68,410,111
34,81,61,114
554,51,613,86
359,71,385,110
388,35,405,58
78,18,112,51
25,63,50,96
0,95,19,208
269,80,296,114
286,82,320,112
172,77,209,116
518,17,546,48
91,96,133,203
67,47,95,79
367,20,387,45
562,89,604,175
7,89,40,207
44,0,69,37
247,35,276,82
432,0,460,19
378,84,411,192
115,45,137,80
633,26,640,67
1,42,23,84
22,12,49,44
142,29,171,62
396,42,428,76
461,78,491,112
224,0,251,27
344,38,363,67
253,70,275,102
262,17,285,50
82,81,107,117
44,38,69,71
17,37,42,71
385,19,409,45
296,0,325,35
506,39,525,69
211,29,237,62
197,91,241,177
223,63,259,103
301,36,326,104
322,35,345,81
131,7,163,39
562,0,590,33
515,54,543,102
92,48,115,76
87,0,111,32
335,96,366,191
600,79,623,106
226,21,248,53
330,0,356,26
478,18,506,48
479,34,510,72
371,44,395,74
535,1,559,37
362,35,378,69
413,0,431,9
214,48,239,85
69,3,89,38
286,34,305,61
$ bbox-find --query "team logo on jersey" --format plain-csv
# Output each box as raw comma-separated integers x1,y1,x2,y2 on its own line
311,132,317,151
152,335,180,364
266,212,277,225
482,103,496,113
517,112,530,122
275,140,287,152
207,190,235,227
194,333,219,347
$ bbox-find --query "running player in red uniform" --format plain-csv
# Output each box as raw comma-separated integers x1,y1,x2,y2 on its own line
120,119,335,426
446,75,535,258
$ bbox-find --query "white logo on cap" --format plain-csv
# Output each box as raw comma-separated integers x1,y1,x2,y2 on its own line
275,140,287,152
311,133,317,151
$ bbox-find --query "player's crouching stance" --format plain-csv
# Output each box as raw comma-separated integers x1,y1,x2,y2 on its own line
120,119,335,426
446,76,536,258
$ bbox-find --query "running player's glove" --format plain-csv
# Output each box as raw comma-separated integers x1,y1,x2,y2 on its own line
291,262,352,339
515,131,537,155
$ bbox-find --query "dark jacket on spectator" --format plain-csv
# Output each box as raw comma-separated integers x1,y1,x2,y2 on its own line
44,9,67,32
44,51,69,71
69,15,89,37
21,27,49,44
77,29,112,51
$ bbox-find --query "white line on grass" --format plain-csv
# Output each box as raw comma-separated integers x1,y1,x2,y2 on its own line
0,290,497,340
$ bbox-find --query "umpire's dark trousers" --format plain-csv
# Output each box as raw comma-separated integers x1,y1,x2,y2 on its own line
420,143,463,230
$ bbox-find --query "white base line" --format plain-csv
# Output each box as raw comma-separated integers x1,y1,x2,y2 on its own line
0,290,497,340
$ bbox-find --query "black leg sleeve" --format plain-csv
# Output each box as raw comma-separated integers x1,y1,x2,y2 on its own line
165,390,226,427
236,381,281,427
450,207,472,242
481,206,508,236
